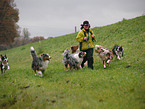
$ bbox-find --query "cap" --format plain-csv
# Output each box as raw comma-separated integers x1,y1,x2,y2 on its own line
83,21,90,26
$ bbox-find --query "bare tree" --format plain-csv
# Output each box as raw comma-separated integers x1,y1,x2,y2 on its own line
22,28,30,39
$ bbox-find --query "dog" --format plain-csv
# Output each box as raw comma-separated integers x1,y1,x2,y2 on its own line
95,45,113,69
73,51,86,69
71,45,79,53
0,55,10,74
71,45,87,68
62,49,86,71
30,46,51,77
112,45,123,60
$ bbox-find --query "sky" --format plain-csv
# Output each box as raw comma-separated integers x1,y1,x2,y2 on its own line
15,0,145,38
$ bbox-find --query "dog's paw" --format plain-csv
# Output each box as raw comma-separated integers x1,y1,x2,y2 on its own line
35,74,37,76
117,56,121,60
38,71,42,74
104,65,106,69
39,74,44,77
8,66,10,70
66,68,68,71
80,65,82,69
107,60,110,64
37,71,43,77
84,62,87,67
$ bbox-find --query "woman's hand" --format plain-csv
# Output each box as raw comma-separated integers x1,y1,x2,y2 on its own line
92,35,95,38
84,37,88,41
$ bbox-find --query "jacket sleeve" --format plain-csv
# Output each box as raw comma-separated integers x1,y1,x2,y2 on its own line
76,31,84,42
90,29,96,42
90,29,96,40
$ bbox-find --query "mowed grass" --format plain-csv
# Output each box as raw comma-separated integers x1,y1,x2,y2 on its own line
0,16,145,109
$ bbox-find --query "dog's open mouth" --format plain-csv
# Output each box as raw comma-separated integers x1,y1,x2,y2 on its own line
95,49,100,53
45,56,51,61
42,53,51,61
83,52,86,57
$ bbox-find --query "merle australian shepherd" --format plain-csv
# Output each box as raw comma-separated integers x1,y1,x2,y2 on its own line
95,45,113,69
62,49,86,71
112,45,124,60
0,55,10,74
30,47,51,77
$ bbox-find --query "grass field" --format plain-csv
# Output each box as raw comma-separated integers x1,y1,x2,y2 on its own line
0,15,145,109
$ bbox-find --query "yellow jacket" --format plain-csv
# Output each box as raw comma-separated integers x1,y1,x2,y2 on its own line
76,28,95,50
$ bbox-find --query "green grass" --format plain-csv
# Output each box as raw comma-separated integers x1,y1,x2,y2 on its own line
0,15,145,109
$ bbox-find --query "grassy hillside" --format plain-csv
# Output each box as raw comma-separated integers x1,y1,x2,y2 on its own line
0,15,145,109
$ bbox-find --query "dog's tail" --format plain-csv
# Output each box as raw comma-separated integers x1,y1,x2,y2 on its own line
30,46,37,59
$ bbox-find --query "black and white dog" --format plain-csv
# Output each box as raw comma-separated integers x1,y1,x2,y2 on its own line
62,49,86,71
112,45,124,60
30,47,51,77
0,55,10,74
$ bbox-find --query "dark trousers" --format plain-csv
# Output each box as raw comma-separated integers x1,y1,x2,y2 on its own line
81,48,94,69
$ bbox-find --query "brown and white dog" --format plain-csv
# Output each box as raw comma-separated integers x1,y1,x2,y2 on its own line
95,45,113,69
71,45,79,53
30,46,51,77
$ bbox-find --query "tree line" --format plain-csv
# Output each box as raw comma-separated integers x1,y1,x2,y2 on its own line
0,0,45,51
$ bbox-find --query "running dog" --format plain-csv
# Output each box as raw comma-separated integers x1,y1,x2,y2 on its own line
71,45,87,68
112,45,123,60
62,49,86,71
95,45,113,69
30,47,51,77
0,55,10,74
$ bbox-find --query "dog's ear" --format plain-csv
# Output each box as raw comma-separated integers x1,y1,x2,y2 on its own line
101,49,104,52
71,46,73,50
108,49,112,52
106,53,110,56
119,46,123,51
78,52,83,58
120,46,124,51
1,55,2,58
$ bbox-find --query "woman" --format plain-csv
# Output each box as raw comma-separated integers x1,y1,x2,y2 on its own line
76,20,96,69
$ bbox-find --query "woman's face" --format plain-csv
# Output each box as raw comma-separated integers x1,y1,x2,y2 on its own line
83,25,89,29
